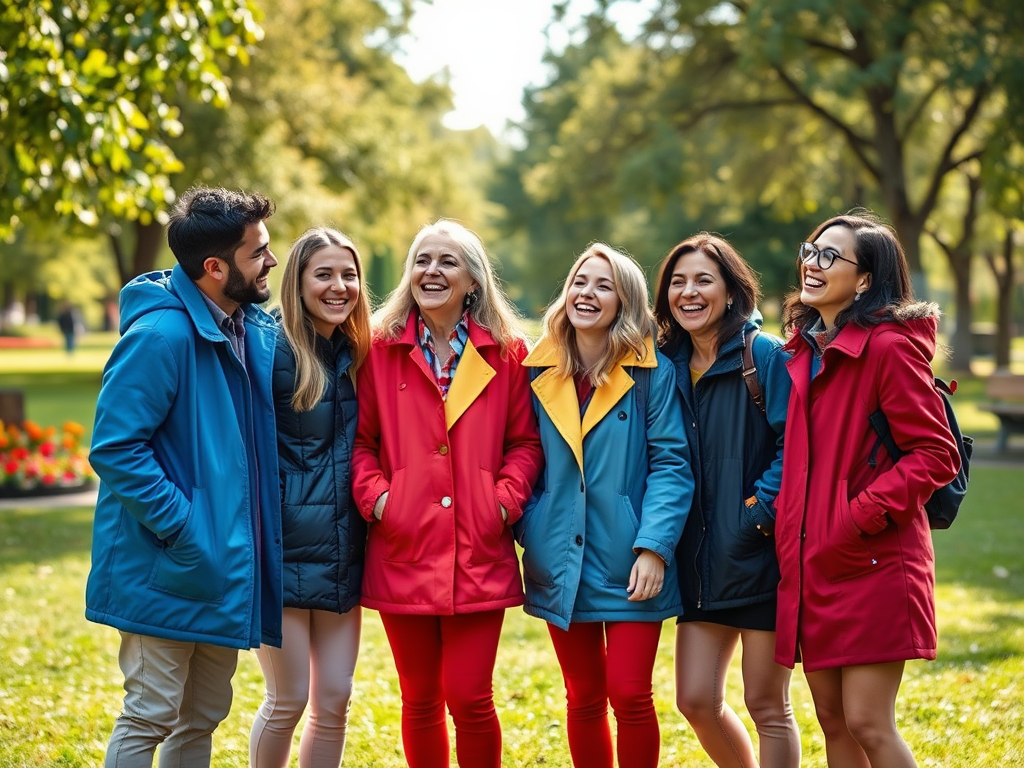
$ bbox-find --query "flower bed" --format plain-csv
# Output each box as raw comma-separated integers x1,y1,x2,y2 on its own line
0,420,96,498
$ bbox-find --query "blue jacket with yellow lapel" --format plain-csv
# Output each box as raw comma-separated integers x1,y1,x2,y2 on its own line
515,335,693,630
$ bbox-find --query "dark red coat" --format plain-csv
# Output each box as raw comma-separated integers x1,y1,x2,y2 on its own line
774,306,960,671
351,315,543,615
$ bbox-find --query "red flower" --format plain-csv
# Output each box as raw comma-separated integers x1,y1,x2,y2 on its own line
3,460,17,475
10,448,29,461
40,442,56,458
41,473,57,486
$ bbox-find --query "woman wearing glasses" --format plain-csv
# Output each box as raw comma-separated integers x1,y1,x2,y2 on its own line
774,212,960,768
653,234,800,768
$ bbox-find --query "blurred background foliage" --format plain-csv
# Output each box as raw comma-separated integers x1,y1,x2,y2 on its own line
1,0,1023,371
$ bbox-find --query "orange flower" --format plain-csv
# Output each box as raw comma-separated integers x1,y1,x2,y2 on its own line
24,421,44,441
63,421,86,437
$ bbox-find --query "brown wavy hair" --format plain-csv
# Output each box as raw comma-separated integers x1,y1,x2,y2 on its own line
653,233,761,353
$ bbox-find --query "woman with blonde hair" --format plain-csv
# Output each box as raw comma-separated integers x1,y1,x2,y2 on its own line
352,219,543,768
516,243,693,768
249,227,371,768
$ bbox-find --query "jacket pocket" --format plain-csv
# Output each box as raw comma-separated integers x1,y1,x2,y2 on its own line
602,495,642,589
469,467,508,564
824,480,881,584
149,488,227,604
520,492,556,588
381,467,421,563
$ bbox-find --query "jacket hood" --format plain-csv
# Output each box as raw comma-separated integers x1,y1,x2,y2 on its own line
118,269,183,333
882,301,942,360
118,265,277,339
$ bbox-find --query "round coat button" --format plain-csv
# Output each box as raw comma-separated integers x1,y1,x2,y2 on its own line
439,445,449,455
441,496,452,508
399,382,407,390
617,410,627,420
575,534,583,546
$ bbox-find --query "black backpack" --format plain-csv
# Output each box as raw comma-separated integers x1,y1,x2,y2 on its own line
867,378,973,530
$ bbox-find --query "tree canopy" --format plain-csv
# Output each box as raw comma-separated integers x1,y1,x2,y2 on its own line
0,0,263,234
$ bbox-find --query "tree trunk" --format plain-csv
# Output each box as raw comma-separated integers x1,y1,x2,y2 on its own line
132,219,164,278
989,228,1017,371
890,208,927,298
949,261,973,372
110,219,166,287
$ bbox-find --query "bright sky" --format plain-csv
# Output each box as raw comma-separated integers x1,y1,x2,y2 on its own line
397,0,652,140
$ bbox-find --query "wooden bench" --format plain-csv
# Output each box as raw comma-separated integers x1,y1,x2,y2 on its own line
979,373,1024,453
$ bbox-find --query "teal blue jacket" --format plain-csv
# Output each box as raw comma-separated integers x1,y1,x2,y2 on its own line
85,266,283,649
515,336,694,630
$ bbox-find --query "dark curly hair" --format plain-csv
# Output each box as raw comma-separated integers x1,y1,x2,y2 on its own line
167,186,275,280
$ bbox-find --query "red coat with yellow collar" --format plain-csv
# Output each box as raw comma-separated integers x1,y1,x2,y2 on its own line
774,306,960,672
351,314,543,614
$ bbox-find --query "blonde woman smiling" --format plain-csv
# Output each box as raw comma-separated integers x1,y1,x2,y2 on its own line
517,243,693,768
250,227,371,768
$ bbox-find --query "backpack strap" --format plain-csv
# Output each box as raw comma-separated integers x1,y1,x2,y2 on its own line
631,365,650,437
867,408,903,467
741,327,766,416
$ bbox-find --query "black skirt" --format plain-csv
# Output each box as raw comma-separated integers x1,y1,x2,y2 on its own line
677,596,777,632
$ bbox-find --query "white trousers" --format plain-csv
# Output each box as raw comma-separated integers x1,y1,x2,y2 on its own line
249,607,362,768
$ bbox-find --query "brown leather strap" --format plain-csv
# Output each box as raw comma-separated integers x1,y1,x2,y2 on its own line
742,327,765,416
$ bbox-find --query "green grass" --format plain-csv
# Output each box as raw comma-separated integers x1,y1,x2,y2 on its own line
1,467,1022,767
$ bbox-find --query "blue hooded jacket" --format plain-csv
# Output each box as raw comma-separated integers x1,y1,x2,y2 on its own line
85,266,283,649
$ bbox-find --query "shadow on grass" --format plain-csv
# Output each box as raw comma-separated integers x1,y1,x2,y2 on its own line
932,466,1024,603
936,609,1024,667
0,507,94,569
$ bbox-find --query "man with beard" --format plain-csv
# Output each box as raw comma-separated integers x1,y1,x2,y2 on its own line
86,186,283,768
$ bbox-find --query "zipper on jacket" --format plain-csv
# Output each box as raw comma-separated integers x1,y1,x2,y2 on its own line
691,379,706,610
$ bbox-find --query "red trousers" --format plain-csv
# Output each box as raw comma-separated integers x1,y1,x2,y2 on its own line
548,621,663,768
379,610,505,768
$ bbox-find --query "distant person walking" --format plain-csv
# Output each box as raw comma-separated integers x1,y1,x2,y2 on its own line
249,228,372,768
86,186,283,768
56,302,85,353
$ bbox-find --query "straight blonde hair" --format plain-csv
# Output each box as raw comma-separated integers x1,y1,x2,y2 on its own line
541,243,656,386
279,227,372,412
374,219,524,352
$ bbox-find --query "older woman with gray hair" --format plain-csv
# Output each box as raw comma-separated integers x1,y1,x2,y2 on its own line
351,219,543,768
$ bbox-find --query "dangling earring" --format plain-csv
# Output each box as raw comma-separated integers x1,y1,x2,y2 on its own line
463,290,478,309
854,292,862,302
726,301,733,311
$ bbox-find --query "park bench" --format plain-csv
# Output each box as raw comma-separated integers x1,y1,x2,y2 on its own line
979,373,1024,453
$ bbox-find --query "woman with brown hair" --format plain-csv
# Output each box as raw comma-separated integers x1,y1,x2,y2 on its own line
774,212,960,767
653,233,800,768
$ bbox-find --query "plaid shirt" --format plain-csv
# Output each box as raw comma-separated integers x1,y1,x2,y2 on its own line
417,311,470,399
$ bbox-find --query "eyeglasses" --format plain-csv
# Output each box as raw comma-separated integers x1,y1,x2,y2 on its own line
798,242,860,270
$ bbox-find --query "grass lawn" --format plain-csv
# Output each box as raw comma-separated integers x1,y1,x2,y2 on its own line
1,467,1022,767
